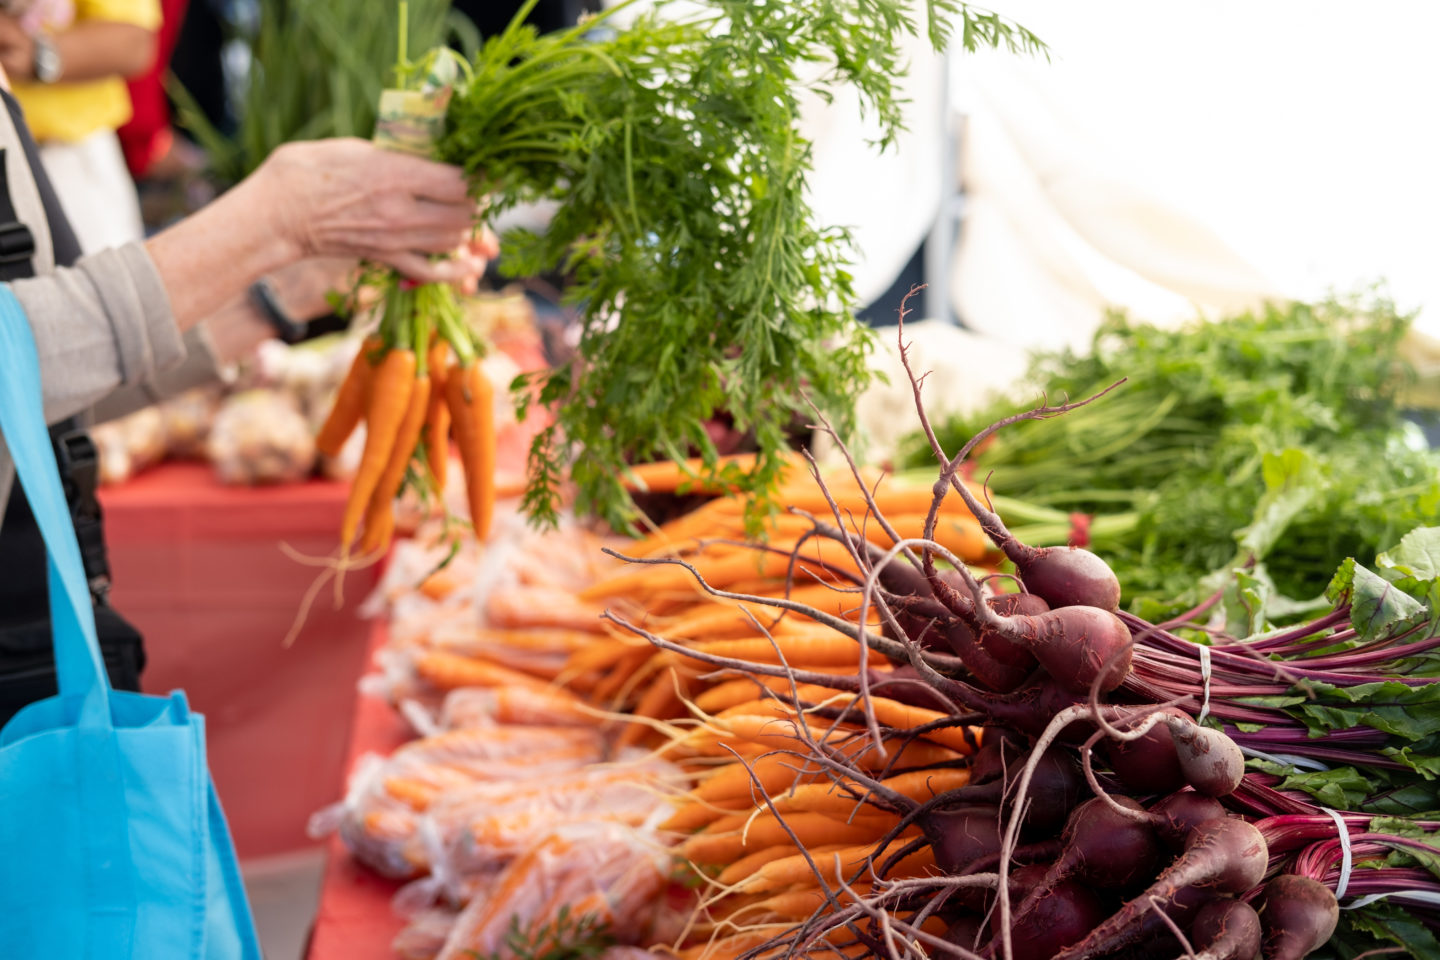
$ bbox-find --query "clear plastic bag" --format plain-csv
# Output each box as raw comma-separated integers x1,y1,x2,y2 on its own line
432,823,672,960
415,752,683,890
207,389,316,485
316,727,609,879
92,406,168,485
158,386,223,460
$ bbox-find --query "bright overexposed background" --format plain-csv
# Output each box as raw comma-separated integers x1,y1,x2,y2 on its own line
945,0,1440,343
797,0,1440,457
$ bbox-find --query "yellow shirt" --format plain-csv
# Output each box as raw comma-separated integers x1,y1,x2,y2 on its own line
11,0,162,144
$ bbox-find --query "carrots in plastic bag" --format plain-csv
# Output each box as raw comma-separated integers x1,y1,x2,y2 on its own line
434,824,669,960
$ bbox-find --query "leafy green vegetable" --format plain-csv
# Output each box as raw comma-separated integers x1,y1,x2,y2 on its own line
1244,758,1375,808
1327,559,1429,642
470,906,613,960
910,294,1440,616
438,0,1044,530
1329,902,1440,960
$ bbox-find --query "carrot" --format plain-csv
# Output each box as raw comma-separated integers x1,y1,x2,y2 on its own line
616,666,696,748
716,843,852,887
358,503,395,557
340,348,416,550
589,647,656,705
623,453,770,494
677,932,773,960
446,362,497,539
770,767,972,818
755,884,875,921
680,714,860,758
681,811,903,865
563,638,650,677
418,566,465,599
850,737,965,771
315,335,380,457
692,676,853,714
690,633,869,667
884,512,993,562
360,373,432,555
414,650,554,693
423,339,451,493
691,755,818,807
738,845,875,892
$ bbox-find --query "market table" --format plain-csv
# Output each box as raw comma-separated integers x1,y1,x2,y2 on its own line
99,461,384,861
305,619,410,960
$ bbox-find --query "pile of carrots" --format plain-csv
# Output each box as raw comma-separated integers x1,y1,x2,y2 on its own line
315,280,496,559
318,457,1000,958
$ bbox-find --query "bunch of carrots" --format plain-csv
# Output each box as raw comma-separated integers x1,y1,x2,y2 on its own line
315,278,496,559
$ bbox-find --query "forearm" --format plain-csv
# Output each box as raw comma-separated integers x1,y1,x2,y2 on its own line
50,21,157,82
143,166,300,331
10,243,185,425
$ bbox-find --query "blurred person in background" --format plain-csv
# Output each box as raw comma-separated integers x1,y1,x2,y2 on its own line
0,39,495,721
0,0,159,253
117,0,196,183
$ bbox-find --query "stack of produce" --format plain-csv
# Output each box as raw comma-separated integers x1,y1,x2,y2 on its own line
911,294,1440,621
622,326,1440,960
318,461,1001,959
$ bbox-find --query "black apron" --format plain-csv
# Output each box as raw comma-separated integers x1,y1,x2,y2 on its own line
0,90,145,726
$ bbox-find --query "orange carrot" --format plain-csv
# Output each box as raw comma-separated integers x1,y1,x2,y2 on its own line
340,348,416,550
682,811,903,865
414,651,554,693
690,633,868,668
622,453,770,494
755,884,874,921
716,844,851,887
772,767,971,817
736,843,938,892
580,542,858,601
589,647,656,706
424,339,451,493
691,755,817,807
361,373,432,554
358,503,395,557
445,362,496,539
616,666,695,748
316,335,380,457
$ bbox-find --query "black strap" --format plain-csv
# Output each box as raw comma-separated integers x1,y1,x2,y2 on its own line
0,148,37,282
0,131,113,603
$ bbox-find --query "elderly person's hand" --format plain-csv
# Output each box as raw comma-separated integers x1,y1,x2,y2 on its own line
145,138,494,328
256,138,490,284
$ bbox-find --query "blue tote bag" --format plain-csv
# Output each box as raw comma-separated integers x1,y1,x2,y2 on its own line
0,287,261,959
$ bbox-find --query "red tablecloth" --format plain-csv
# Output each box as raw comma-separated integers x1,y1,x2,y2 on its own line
99,462,383,860
306,619,410,960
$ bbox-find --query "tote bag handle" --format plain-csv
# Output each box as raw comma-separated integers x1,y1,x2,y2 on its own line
0,285,139,951
0,288,113,723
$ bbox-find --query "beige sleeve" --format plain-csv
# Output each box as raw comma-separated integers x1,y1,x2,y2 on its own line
87,325,225,425
9,240,185,426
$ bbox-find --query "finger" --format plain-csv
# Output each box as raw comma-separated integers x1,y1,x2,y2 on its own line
468,227,501,260
381,152,471,204
378,250,486,285
378,226,478,257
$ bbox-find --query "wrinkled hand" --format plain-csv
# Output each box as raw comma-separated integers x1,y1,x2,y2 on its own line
257,138,490,285
267,257,357,320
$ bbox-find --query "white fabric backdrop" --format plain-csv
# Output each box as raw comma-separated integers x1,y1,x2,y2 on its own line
949,0,1440,347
